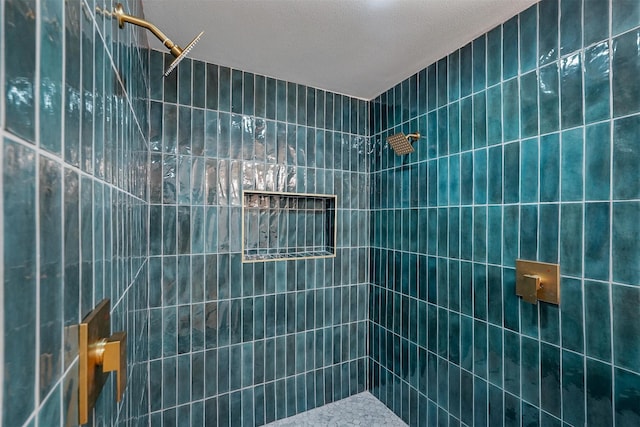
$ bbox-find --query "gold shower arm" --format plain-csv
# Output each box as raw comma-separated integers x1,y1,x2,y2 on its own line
113,3,183,58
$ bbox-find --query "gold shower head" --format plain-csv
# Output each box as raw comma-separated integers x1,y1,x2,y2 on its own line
112,3,204,77
386,132,420,155
164,31,204,77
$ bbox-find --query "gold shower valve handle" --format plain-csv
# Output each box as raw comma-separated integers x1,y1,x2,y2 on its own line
515,259,560,305
94,331,127,402
79,299,127,424
520,274,541,304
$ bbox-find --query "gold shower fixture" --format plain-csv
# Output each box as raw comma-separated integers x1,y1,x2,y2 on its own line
78,299,127,424
112,3,203,77
386,132,421,155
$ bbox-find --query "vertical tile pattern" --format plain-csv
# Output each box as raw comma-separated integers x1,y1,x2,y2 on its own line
148,46,370,424
3,1,639,427
3,138,37,426
4,0,37,142
369,1,640,426
2,0,150,425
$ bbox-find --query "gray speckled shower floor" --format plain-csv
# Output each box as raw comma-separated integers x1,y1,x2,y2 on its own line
264,392,407,427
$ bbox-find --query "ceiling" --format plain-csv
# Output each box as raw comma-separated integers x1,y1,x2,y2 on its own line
142,0,539,100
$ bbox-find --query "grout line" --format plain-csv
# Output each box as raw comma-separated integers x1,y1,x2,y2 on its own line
0,27,4,425
146,46,154,421
77,2,86,344
0,0,3,131
528,8,542,421
34,0,43,421
580,1,589,424
0,0,5,420
548,0,566,419
90,0,98,314
59,1,67,420
607,0,616,423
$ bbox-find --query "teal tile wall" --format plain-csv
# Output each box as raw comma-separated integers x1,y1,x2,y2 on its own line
2,1,149,426
4,0,640,426
369,0,640,425
147,49,370,426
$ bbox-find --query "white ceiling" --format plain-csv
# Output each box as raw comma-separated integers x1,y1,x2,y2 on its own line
142,0,539,100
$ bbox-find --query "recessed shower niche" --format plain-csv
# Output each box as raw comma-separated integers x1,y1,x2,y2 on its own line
242,191,337,262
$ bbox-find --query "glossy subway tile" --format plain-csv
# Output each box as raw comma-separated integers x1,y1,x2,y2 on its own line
369,1,640,427
3,0,640,426
3,0,150,424
145,28,371,426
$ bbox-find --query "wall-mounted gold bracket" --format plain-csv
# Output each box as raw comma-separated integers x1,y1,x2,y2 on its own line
515,259,560,305
79,299,127,424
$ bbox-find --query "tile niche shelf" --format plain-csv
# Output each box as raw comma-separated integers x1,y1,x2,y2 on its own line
242,191,337,263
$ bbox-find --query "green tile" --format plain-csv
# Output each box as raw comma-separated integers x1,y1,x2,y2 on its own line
612,285,640,371
612,30,640,117
2,139,37,426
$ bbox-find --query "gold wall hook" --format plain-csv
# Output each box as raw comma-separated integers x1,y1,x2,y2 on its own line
79,299,127,424
515,260,560,305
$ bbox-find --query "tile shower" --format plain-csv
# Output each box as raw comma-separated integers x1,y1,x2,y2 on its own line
145,43,370,425
1,1,638,427
2,0,150,426
370,0,640,425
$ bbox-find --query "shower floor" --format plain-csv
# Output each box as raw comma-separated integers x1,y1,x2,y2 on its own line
264,392,407,427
